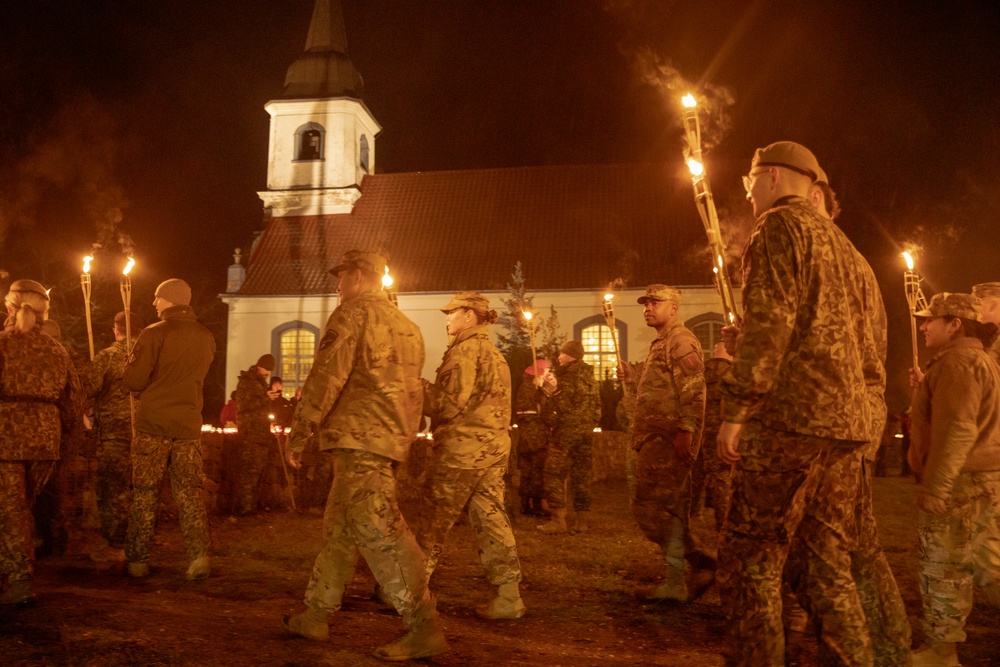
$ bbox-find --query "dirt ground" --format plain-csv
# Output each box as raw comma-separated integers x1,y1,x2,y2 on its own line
2,476,999,667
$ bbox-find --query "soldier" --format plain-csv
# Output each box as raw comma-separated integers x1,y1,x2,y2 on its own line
233,354,276,516
122,278,215,581
717,142,875,665
281,250,447,662
619,285,707,601
971,282,1000,363
81,310,142,562
516,360,550,517
536,340,601,534
0,280,82,605
689,340,732,532
419,291,525,619
907,292,1000,667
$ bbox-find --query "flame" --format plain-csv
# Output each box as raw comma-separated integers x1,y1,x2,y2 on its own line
717,255,724,269
686,158,704,176
728,312,735,324
382,266,394,289
901,251,914,271
681,93,697,108
522,309,533,322
122,257,135,276
83,255,93,274
713,266,719,274
603,293,614,302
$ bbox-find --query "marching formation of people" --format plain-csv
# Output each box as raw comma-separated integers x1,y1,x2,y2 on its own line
1,142,999,665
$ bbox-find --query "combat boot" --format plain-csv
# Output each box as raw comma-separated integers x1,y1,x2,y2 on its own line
571,510,591,533
0,578,35,605
536,508,567,533
89,539,126,563
281,607,329,640
637,564,687,602
371,617,449,662
911,642,960,667
476,582,527,620
186,556,211,580
127,562,150,578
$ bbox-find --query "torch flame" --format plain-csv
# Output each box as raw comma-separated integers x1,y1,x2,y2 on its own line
603,293,614,302
681,94,697,108
83,256,93,274
901,251,914,271
123,257,135,276
382,266,394,289
686,158,704,176
717,255,724,269
522,309,533,322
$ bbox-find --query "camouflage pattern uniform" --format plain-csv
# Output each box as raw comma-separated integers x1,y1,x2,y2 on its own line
80,338,136,549
0,321,82,584
233,366,273,515
515,379,548,503
718,195,876,666
420,325,521,585
541,359,600,511
689,356,731,532
616,364,639,503
972,282,1000,364
122,304,215,567
628,320,706,586
909,331,1000,647
286,289,437,630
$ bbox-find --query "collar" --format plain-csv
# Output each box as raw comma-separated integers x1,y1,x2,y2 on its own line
927,337,984,368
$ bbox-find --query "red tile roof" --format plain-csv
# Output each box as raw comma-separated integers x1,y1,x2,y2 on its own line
238,162,727,295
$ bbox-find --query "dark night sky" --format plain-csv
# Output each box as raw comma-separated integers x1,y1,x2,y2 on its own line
1,0,999,411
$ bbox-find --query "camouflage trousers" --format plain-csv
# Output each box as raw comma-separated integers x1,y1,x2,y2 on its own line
125,432,211,565
0,461,54,581
516,419,548,499
543,429,593,511
305,449,437,629
787,457,911,666
716,421,873,667
96,438,132,548
304,448,334,510
633,434,697,568
234,436,271,515
417,463,522,586
690,453,732,533
917,470,1000,644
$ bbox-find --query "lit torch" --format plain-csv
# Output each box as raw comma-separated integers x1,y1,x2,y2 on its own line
902,250,928,370
601,292,622,368
81,255,95,360
522,309,539,375
382,266,398,307
680,93,740,324
120,257,136,429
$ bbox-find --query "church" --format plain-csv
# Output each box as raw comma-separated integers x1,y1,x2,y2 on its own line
221,0,734,397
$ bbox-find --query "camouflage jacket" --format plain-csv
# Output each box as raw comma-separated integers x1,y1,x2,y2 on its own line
721,196,871,442
514,379,545,423
859,253,888,461
424,325,511,469
289,290,425,462
630,322,706,448
0,324,83,461
544,359,600,434
909,338,1000,501
703,357,731,441
236,366,272,445
81,338,135,442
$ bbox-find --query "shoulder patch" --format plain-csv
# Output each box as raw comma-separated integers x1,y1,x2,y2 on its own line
318,329,339,351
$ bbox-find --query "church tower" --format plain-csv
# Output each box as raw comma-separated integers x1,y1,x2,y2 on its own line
258,0,380,218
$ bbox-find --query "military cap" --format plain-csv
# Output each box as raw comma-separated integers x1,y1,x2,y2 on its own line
524,359,551,376
972,282,1000,300
815,165,829,185
440,291,489,314
8,279,50,300
914,292,982,322
329,250,387,276
637,284,682,304
752,141,821,181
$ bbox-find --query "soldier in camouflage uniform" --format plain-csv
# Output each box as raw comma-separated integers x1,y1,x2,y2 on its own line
537,340,601,534
122,279,215,581
233,354,276,516
972,282,1000,363
906,292,1000,667
0,280,82,604
689,340,732,532
419,292,525,620
515,360,550,516
281,251,447,662
620,285,707,602
716,142,875,666
80,310,141,562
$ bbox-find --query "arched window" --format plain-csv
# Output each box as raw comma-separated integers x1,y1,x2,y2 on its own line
271,321,320,396
360,134,370,172
294,122,325,161
573,315,628,381
685,312,726,360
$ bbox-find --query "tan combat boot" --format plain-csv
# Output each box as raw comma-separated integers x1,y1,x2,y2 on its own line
186,556,211,581
476,582,527,620
637,563,687,602
371,617,450,662
572,510,591,533
911,641,960,667
281,607,329,640
536,508,568,534
127,562,150,578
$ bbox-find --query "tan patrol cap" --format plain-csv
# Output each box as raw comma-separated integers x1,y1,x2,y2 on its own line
914,292,982,322
752,141,821,181
329,250,387,276
441,291,489,314
637,284,681,304
8,279,50,300
972,282,1000,300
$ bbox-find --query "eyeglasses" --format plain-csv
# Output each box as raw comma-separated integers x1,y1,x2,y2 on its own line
742,169,770,193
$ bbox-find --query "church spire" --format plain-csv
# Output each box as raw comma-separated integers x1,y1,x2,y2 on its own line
282,0,363,99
